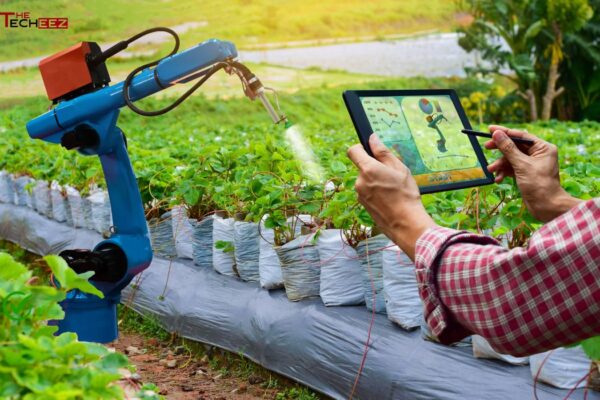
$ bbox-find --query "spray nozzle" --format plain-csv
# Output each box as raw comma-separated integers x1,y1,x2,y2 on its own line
256,90,287,125
225,61,287,125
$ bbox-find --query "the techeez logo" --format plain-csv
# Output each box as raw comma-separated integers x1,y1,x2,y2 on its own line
0,11,68,29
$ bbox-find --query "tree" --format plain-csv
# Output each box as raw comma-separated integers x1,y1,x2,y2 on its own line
457,0,593,121
539,0,594,120
557,0,600,120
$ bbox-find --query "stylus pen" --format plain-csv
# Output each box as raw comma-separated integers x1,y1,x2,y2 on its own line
461,129,534,145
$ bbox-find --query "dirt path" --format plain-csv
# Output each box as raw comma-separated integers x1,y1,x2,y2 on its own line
112,331,279,400
239,33,481,78
1,30,485,78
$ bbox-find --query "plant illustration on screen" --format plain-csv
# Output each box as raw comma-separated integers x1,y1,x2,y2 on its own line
418,98,448,153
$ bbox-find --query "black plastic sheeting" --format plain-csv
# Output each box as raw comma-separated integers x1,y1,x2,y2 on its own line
0,203,597,400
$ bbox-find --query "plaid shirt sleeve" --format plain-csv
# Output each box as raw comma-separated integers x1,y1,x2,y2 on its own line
414,198,600,357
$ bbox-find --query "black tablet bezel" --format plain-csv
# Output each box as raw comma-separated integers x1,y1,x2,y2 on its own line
343,89,494,194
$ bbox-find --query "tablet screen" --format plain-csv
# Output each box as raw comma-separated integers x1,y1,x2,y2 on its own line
358,94,488,189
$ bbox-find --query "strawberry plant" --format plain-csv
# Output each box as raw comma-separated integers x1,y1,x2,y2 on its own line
319,171,373,247
0,252,142,399
172,146,220,220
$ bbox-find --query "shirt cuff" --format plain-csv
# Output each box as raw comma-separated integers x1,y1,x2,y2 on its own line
414,226,499,345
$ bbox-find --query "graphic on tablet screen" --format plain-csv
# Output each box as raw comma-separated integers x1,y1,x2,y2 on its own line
359,95,485,187
418,98,447,153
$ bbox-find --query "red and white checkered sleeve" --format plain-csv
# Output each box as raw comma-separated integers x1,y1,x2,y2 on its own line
415,198,600,356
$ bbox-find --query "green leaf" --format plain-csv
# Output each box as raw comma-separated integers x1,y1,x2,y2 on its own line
298,202,320,214
357,208,374,227
330,160,347,174
85,167,98,179
272,152,285,161
95,352,129,371
44,255,104,299
55,332,78,346
524,20,545,41
183,189,200,205
0,253,31,289
215,240,234,253
581,336,600,360
265,214,285,228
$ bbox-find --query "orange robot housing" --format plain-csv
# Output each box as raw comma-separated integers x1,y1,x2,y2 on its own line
39,42,110,102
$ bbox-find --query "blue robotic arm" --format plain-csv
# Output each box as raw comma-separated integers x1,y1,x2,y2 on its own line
27,37,285,343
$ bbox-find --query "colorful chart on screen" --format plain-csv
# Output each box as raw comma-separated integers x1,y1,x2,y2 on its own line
359,94,487,188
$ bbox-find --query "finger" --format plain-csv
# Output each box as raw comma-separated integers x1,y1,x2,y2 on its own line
488,156,509,171
347,144,375,171
484,139,497,149
486,139,530,154
492,125,545,155
369,134,403,169
354,176,365,196
494,171,505,183
487,158,502,172
488,124,510,134
488,158,514,179
491,164,514,179
488,125,539,142
492,130,526,165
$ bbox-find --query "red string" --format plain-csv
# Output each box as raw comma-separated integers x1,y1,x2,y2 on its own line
288,228,412,398
533,349,555,400
296,229,396,267
533,349,591,400
348,237,377,400
562,371,592,400
49,273,57,288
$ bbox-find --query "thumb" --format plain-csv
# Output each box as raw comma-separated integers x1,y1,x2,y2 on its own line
347,143,375,171
492,130,525,165
370,134,402,168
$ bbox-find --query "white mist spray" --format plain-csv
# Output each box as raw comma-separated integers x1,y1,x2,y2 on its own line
284,124,325,182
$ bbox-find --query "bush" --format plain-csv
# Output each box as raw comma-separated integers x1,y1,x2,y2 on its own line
0,253,159,399
458,0,596,122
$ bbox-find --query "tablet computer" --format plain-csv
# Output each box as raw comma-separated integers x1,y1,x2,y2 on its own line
343,89,494,194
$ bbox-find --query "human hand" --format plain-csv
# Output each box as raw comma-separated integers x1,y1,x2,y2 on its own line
347,134,436,259
485,125,582,222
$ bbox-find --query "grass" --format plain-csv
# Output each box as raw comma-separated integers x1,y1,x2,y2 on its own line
0,0,457,61
0,74,492,190
118,304,324,399
2,74,485,134
118,304,172,342
0,58,388,100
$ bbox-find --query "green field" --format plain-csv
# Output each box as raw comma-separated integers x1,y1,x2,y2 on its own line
0,0,459,102
0,59,388,101
0,0,457,62
1,74,597,237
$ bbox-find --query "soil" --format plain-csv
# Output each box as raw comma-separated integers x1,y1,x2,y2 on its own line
112,331,279,400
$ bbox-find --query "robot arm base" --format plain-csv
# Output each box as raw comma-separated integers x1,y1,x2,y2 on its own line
59,244,127,283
